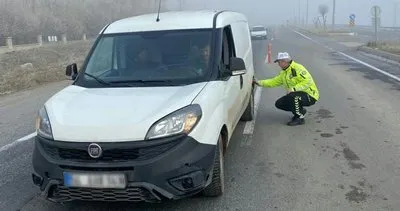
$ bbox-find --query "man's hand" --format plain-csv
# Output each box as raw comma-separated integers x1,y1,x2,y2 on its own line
253,79,260,86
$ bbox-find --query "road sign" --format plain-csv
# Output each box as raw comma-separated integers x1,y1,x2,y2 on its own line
349,13,356,27
371,5,381,17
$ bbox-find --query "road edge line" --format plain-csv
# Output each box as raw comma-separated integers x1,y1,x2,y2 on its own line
337,52,400,82
0,132,36,153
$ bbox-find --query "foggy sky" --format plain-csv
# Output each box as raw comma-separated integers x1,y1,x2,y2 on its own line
169,0,400,27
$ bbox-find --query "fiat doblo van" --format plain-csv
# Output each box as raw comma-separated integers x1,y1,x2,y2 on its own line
32,10,255,203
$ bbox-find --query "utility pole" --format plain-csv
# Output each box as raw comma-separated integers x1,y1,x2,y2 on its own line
395,2,399,27
375,6,378,45
332,0,336,30
179,0,182,10
298,0,301,25
371,5,381,46
306,0,309,27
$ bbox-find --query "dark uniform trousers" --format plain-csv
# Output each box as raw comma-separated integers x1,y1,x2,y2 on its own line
275,91,316,118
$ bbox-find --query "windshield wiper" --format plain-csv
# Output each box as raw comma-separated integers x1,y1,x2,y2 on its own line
109,79,173,84
84,72,112,86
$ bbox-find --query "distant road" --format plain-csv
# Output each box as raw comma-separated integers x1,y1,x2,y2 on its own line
352,26,400,42
334,24,400,43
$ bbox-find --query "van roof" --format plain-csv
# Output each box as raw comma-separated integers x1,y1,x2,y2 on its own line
102,10,247,34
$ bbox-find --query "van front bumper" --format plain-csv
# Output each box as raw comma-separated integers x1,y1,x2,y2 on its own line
32,134,216,203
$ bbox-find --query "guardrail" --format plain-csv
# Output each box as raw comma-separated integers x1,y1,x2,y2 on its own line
0,35,93,54
335,24,400,31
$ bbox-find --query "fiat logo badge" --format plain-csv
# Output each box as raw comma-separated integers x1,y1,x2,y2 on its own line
88,143,102,158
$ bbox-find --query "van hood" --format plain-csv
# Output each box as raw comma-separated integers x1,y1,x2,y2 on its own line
45,83,207,142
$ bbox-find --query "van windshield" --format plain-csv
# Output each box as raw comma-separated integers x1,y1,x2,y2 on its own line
76,29,213,87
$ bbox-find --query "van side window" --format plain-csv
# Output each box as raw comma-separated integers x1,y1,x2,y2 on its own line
220,26,236,76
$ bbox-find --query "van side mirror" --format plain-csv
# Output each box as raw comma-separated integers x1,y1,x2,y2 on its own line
229,57,246,76
66,63,78,80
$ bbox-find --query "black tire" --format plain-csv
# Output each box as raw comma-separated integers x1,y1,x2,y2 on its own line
240,86,255,121
202,135,224,197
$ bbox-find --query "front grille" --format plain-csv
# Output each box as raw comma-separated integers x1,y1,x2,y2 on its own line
39,138,181,162
51,185,160,202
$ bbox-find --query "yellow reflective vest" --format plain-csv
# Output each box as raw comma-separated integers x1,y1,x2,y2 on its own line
257,60,320,101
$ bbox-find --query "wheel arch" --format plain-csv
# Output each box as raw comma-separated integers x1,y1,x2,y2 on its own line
220,124,229,155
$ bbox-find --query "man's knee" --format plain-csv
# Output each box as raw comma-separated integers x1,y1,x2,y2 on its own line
275,98,285,109
275,100,281,109
275,95,291,110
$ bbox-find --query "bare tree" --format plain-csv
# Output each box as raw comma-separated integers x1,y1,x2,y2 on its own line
0,0,169,45
318,4,329,30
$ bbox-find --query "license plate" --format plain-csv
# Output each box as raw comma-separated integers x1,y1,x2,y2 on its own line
63,172,127,189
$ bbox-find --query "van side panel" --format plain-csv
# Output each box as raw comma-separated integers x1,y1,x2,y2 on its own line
189,82,231,145
191,12,255,146
229,20,255,124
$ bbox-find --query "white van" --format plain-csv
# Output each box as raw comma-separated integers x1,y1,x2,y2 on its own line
32,10,255,203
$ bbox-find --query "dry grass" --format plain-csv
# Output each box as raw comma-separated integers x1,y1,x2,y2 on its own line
367,41,400,55
0,40,93,95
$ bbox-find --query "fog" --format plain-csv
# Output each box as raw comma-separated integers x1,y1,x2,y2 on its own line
0,0,399,46
179,0,400,27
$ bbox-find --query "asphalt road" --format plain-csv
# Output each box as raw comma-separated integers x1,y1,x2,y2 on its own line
1,26,400,210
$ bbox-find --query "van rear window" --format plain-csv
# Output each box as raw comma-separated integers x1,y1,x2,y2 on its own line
252,27,265,31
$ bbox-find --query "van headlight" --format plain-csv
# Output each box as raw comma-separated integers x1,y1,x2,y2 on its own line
35,107,53,139
145,104,202,140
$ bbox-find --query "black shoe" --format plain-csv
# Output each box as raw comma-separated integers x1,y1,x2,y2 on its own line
287,117,305,126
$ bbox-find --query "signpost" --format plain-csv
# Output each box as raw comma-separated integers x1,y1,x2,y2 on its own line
349,13,356,27
371,5,381,45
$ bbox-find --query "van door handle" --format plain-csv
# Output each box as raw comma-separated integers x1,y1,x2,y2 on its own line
239,75,243,89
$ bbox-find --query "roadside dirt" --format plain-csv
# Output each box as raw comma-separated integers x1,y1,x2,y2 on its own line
0,40,93,96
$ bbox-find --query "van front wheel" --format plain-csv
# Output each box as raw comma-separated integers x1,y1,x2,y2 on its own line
202,135,224,197
240,88,254,121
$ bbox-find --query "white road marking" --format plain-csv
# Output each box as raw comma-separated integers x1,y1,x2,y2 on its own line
292,29,322,45
292,29,312,40
243,86,262,137
337,52,400,82
292,28,400,83
0,132,36,153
